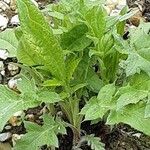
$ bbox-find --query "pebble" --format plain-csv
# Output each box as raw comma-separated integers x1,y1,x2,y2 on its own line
0,132,11,142
0,14,9,30
8,78,17,89
4,125,11,130
1,70,5,76
7,63,19,76
0,1,10,11
3,0,11,5
0,49,8,60
132,133,141,138
10,0,16,10
10,15,19,26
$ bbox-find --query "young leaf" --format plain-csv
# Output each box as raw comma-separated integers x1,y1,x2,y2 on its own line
81,84,116,120
17,0,66,82
84,134,105,150
0,29,18,56
15,116,66,150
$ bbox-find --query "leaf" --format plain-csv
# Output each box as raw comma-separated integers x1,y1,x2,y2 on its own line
17,75,38,103
129,72,150,90
0,29,18,57
117,6,127,35
48,11,64,20
84,134,105,150
71,83,87,93
61,24,92,51
0,74,60,130
65,55,81,82
124,52,150,77
119,8,139,22
17,75,37,94
15,115,66,150
123,23,150,77
0,85,20,130
37,91,62,103
87,67,103,92
17,0,66,82
117,90,148,110
81,84,116,120
97,84,116,101
15,27,23,40
85,6,106,39
107,102,150,136
42,78,63,87
130,22,150,49
98,32,114,55
0,85,38,131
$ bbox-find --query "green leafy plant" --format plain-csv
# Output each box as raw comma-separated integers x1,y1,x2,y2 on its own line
0,0,150,149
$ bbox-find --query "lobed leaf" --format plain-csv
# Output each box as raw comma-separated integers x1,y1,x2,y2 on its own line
107,102,150,136
0,29,18,57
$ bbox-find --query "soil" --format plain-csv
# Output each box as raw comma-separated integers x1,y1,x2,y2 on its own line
57,121,150,150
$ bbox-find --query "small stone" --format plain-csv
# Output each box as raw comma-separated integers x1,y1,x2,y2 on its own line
9,116,20,126
10,0,16,10
3,0,11,4
10,15,19,26
0,49,8,60
4,125,11,130
8,78,17,89
26,114,35,122
7,63,19,76
0,132,12,142
1,70,5,76
0,2,10,11
132,133,141,138
0,14,9,30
